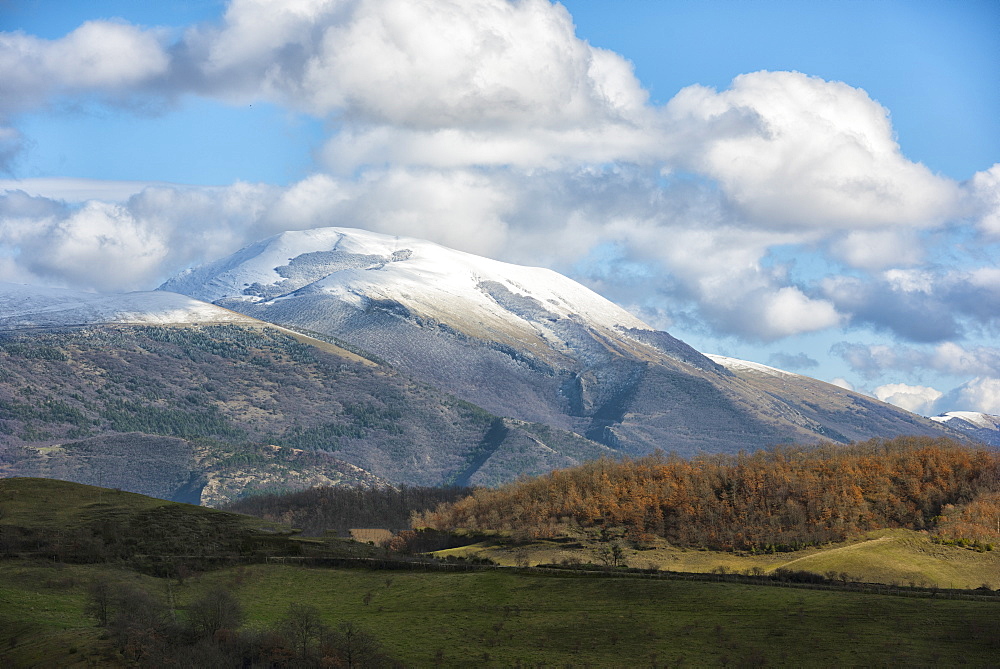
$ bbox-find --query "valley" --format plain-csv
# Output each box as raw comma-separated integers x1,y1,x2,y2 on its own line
2,478,999,667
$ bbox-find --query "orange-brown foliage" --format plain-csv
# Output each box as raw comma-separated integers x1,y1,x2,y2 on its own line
413,437,1000,551
937,491,1000,544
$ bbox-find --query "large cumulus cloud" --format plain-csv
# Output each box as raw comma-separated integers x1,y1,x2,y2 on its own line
664,71,961,230
178,0,658,170
0,20,169,111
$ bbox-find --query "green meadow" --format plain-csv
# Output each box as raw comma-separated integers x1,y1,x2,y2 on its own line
3,560,1000,667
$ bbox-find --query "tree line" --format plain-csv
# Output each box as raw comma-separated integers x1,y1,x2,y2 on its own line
413,436,1000,551
86,578,395,667
222,484,475,536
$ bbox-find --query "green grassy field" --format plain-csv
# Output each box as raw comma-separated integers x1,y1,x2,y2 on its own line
440,528,1000,590
2,560,999,667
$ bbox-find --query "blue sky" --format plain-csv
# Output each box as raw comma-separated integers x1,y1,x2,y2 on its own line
1,0,999,415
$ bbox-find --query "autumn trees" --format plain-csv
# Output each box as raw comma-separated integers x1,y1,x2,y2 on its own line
414,437,1000,551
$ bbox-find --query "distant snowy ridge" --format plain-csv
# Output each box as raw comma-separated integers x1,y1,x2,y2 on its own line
931,411,1000,431
930,411,1000,447
0,282,254,328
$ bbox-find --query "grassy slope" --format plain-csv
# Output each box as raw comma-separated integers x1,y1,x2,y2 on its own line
2,561,999,667
439,528,1000,590
776,529,1000,589
0,477,291,535
226,565,1000,667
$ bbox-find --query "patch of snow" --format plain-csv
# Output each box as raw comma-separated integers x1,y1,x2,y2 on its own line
931,411,1000,431
705,354,797,378
0,282,254,328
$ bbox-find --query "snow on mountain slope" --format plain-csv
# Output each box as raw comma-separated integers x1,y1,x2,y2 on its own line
0,282,255,328
162,226,651,344
931,412,1000,447
161,227,734,437
706,355,798,378
932,411,1000,431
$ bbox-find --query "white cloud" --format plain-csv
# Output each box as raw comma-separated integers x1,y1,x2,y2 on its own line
874,382,943,415
931,342,1000,377
830,230,924,270
0,183,281,291
202,0,339,78
329,168,515,257
950,377,1000,415
665,71,960,230
829,377,855,391
822,264,1000,343
0,21,169,113
188,0,657,171
969,163,1000,238
758,287,842,338
13,201,170,291
833,341,1000,407
881,268,936,294
298,0,647,126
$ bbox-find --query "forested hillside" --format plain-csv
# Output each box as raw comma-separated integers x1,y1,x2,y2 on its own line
0,325,609,502
415,437,1000,551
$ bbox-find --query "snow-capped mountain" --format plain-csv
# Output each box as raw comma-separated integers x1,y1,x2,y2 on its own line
931,412,1000,447
161,226,956,456
162,227,650,337
0,282,255,328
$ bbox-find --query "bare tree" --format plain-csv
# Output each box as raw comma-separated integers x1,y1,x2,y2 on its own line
280,602,328,659
187,586,244,638
596,540,627,568
324,620,387,668
84,576,115,627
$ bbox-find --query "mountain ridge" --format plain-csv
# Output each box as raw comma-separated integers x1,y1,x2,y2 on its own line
159,226,959,456
0,281,255,329
931,411,1000,447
